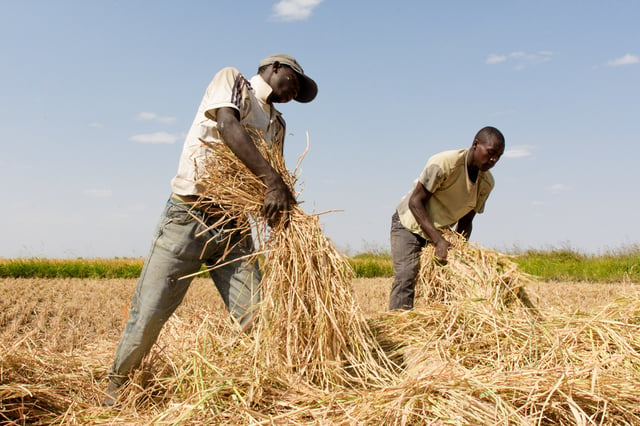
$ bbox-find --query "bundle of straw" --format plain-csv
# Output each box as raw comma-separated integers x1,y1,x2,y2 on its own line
250,207,397,390
363,298,640,424
417,229,535,311
195,131,395,391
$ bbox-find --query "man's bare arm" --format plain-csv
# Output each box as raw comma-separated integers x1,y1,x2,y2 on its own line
408,182,450,265
456,210,476,240
215,107,295,226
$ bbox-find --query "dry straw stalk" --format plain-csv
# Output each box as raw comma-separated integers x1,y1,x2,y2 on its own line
417,228,537,312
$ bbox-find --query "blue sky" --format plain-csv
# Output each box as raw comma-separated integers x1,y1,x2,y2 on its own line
1,0,638,258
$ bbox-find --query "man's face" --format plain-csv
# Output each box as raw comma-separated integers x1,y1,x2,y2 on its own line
270,64,301,103
473,138,504,171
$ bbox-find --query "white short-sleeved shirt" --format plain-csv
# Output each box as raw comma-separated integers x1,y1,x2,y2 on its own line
170,67,286,196
396,148,495,240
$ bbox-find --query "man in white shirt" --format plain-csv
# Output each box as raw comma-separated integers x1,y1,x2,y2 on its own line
389,126,505,311
103,54,317,406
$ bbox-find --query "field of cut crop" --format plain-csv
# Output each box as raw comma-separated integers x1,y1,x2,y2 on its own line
2,275,639,424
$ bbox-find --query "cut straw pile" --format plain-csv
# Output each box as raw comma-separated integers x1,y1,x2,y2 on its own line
365,298,640,424
195,130,396,393
187,132,640,423
417,229,537,311
249,210,396,391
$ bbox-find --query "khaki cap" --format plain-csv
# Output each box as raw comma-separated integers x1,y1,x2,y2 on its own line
259,54,318,103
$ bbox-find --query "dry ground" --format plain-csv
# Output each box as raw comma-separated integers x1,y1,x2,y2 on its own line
1,277,639,424
4,276,637,336
2,276,637,370
2,276,638,357
353,277,640,317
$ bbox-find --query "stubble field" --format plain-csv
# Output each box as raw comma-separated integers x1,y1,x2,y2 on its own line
2,277,639,424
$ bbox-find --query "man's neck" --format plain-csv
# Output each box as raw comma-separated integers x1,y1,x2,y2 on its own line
466,150,479,183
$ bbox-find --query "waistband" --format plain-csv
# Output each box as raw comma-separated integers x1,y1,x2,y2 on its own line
170,193,200,205
169,193,226,218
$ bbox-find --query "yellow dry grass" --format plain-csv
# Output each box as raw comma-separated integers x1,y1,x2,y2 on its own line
417,229,535,311
2,277,639,424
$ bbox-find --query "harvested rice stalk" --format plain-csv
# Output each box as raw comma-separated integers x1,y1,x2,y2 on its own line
3,278,640,424
364,298,640,425
417,229,536,311
195,131,396,390
250,207,396,391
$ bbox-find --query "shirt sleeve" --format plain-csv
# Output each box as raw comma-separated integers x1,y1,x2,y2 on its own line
201,67,251,121
417,161,445,193
475,173,495,213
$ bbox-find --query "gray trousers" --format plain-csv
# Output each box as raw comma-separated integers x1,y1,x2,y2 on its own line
108,196,261,386
389,211,426,310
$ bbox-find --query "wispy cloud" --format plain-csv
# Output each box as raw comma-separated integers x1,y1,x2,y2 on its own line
136,112,176,124
549,183,571,194
272,0,323,21
486,54,507,65
485,51,553,70
503,145,535,159
130,132,180,144
84,188,113,198
89,122,103,128
607,53,639,67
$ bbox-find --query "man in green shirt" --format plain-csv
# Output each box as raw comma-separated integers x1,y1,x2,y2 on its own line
389,126,505,310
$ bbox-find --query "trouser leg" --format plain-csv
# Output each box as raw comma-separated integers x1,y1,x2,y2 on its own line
108,199,206,386
389,211,425,310
208,232,261,332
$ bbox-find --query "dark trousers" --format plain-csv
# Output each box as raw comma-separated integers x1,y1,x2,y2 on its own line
389,211,426,310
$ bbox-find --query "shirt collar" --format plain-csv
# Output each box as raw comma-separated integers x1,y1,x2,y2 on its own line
250,74,273,105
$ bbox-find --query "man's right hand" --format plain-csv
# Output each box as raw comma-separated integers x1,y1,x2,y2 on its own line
434,238,451,266
263,177,296,228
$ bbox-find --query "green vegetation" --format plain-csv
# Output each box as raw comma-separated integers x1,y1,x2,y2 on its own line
347,247,640,283
511,247,640,283
348,253,393,278
0,258,143,279
2,247,639,282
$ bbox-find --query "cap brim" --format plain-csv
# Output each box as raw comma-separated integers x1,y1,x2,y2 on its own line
295,73,318,103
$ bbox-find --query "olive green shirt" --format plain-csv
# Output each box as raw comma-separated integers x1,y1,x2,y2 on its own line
396,148,494,240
